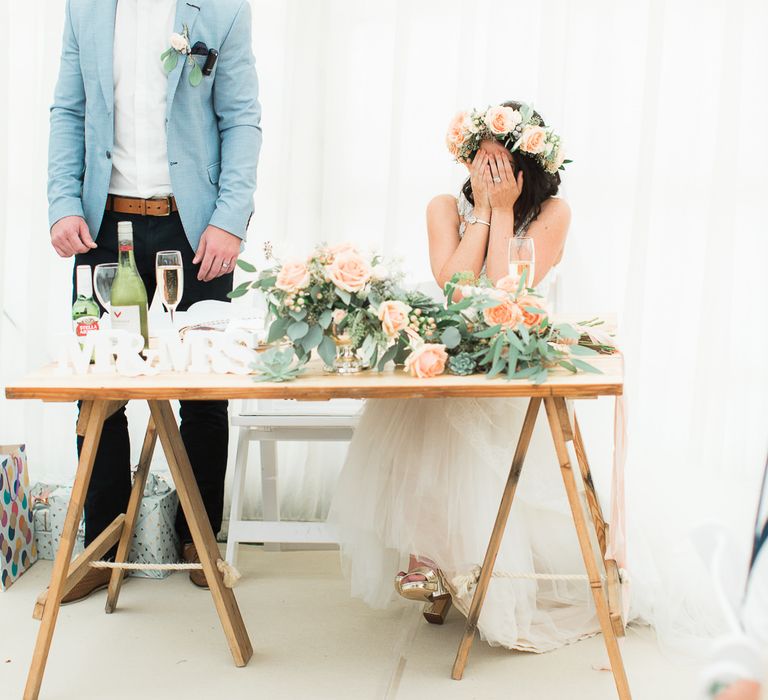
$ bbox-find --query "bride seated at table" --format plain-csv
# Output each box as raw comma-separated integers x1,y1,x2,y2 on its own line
327,101,601,652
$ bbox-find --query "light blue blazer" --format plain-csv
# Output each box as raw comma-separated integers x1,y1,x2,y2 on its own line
48,0,262,250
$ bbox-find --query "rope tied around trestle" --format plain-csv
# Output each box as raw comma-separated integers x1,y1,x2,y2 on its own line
89,559,242,588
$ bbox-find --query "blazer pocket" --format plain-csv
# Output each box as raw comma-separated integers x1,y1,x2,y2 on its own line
207,161,221,185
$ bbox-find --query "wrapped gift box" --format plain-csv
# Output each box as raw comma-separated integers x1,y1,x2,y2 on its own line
30,473,179,580
49,486,86,557
129,473,180,580
30,483,85,561
1,445,38,590
30,483,54,560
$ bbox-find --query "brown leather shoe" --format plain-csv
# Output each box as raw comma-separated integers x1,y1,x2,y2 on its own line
182,542,209,589
60,567,112,605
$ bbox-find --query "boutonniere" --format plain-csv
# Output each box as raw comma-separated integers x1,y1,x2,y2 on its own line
160,24,203,87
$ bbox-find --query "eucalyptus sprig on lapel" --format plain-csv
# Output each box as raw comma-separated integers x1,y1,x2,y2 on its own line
160,24,203,87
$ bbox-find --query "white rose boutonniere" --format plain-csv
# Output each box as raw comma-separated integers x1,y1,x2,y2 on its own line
160,24,203,87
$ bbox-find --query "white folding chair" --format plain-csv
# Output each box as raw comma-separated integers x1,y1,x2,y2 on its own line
225,398,361,565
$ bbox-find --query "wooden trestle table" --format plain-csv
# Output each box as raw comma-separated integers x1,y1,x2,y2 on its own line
5,353,630,699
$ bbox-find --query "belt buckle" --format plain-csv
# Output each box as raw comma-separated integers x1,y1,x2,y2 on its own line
151,196,173,216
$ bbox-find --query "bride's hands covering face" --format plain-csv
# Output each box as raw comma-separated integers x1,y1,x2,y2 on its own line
469,150,491,213
486,151,524,212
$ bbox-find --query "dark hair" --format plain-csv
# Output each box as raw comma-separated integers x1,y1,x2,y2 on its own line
461,100,561,230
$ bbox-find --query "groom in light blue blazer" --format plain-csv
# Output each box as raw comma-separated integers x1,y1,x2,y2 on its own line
47,0,261,600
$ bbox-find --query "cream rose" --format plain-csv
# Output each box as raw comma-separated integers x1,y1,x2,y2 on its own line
483,300,524,329
546,145,566,173
516,294,549,329
377,300,412,338
275,260,310,293
404,343,448,379
325,251,372,293
332,309,348,325
371,263,390,280
484,106,521,136
169,32,189,53
495,274,521,294
518,125,547,154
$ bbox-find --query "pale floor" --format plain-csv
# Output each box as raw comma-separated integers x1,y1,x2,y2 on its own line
1,547,701,700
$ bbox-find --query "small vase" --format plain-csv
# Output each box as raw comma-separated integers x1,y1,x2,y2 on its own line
327,333,363,374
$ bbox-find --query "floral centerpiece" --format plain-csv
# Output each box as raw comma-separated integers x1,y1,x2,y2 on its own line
232,244,616,382
230,243,413,373
399,272,613,383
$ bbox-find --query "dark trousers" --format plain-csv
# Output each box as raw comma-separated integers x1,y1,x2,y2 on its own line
74,209,233,546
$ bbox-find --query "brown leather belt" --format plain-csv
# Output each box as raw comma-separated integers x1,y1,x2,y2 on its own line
106,194,178,217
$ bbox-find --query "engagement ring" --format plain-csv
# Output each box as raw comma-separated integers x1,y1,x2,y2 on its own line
493,177,501,183
222,262,230,269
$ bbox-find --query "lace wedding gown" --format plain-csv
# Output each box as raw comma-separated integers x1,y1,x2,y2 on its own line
328,193,599,652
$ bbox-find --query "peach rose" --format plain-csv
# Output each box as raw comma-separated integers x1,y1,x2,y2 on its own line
495,274,521,294
377,300,412,338
446,111,471,156
517,294,549,328
325,251,372,293
327,242,359,258
275,260,310,292
518,125,547,154
404,343,448,378
483,299,524,329
484,106,521,136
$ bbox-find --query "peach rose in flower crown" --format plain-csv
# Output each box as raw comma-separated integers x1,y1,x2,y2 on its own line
446,111,472,157
483,299,524,329
377,300,412,338
404,343,448,379
275,260,311,292
516,294,549,329
484,106,522,136
325,251,372,293
518,125,548,154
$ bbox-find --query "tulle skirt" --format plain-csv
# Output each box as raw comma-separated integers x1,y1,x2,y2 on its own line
328,396,601,652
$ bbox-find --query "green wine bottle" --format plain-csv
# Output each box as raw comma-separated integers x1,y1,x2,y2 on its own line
110,221,149,349
72,265,101,338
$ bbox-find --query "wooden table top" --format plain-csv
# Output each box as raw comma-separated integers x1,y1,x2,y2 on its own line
5,355,623,402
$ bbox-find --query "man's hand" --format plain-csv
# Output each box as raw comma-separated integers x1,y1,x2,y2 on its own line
50,216,97,258
193,225,241,281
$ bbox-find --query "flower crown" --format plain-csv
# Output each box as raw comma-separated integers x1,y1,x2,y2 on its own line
446,103,569,174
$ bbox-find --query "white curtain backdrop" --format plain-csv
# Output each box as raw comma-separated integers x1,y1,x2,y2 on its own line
1,0,766,649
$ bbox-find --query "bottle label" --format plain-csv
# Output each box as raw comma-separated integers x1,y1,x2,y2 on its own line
111,305,141,334
73,316,100,337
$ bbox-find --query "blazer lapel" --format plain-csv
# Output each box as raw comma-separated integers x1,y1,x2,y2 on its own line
166,1,203,118
96,0,118,114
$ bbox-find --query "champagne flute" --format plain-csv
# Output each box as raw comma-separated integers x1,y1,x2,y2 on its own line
93,263,118,314
508,236,535,289
155,251,184,326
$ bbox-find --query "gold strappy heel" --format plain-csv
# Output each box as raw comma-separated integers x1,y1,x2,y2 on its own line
394,566,452,625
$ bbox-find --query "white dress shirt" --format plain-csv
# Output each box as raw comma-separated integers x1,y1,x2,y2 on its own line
109,0,177,198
